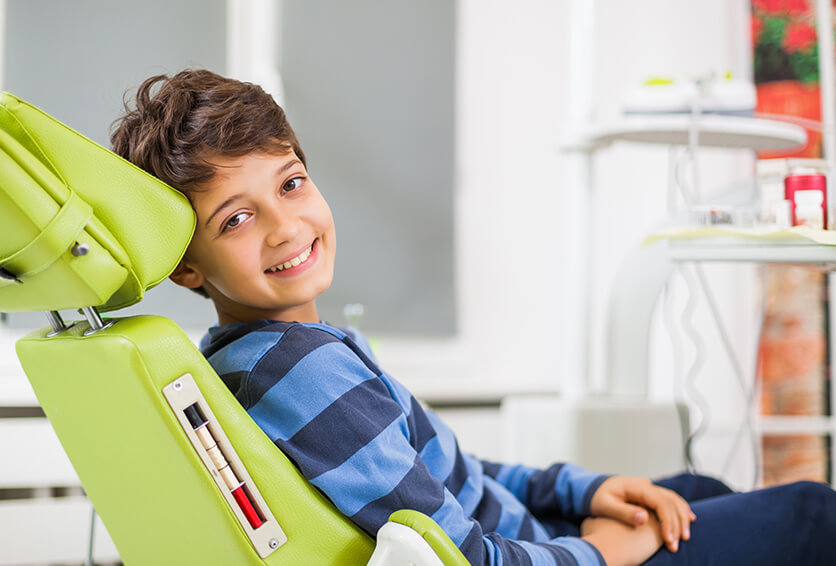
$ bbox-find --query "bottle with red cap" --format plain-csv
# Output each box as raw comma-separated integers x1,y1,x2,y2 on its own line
785,166,827,229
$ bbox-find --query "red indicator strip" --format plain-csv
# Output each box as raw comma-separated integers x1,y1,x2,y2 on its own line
184,403,264,529
232,485,264,529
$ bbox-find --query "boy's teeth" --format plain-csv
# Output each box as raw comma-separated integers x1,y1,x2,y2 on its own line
269,246,312,272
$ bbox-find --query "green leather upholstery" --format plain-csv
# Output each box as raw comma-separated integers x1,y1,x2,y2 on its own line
17,317,375,565
0,93,193,312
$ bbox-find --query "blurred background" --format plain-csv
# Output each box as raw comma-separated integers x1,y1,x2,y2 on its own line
3,0,836,563
0,0,772,478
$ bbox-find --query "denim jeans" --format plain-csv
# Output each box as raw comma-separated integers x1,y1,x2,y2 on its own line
645,473,836,565
540,473,836,565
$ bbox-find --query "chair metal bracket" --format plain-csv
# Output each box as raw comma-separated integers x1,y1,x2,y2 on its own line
44,310,77,337
81,306,114,336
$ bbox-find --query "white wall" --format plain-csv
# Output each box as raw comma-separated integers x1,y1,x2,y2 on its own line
582,0,761,488
377,0,574,401
382,0,757,388
379,0,762,487
0,0,764,486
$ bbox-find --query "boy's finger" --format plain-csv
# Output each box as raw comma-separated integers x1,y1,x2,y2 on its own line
679,507,691,540
677,501,694,540
604,499,649,526
667,494,693,540
655,501,681,551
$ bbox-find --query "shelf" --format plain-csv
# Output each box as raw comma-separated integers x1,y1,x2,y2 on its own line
571,114,807,151
667,239,836,265
648,226,836,266
756,415,836,435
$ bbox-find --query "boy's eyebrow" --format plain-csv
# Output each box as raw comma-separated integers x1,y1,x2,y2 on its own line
205,194,246,227
204,159,303,227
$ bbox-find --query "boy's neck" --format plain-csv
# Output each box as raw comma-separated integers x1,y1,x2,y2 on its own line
214,302,320,327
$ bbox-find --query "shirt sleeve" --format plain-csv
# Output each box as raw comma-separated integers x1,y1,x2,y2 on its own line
480,460,610,520
241,326,605,566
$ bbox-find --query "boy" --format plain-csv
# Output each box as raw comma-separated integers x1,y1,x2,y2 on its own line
111,69,836,566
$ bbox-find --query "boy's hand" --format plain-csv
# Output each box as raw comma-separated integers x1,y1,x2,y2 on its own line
581,514,664,566
588,476,696,553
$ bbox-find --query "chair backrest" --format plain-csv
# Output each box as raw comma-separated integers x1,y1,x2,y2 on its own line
1,93,375,564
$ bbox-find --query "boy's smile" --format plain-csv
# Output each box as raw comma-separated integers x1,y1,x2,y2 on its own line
170,151,336,326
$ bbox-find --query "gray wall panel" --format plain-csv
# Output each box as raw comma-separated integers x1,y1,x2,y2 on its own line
282,0,456,335
3,0,456,337
3,0,225,330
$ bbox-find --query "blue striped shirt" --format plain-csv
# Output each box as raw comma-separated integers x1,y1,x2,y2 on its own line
202,320,607,566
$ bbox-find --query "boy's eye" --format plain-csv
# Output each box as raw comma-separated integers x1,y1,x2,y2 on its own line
282,176,305,193
222,211,250,232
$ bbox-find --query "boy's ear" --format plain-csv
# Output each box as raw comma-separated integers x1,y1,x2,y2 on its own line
169,260,205,289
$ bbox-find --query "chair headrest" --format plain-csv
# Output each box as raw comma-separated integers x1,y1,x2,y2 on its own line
0,93,195,313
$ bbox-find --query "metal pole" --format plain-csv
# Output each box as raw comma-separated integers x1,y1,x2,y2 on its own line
81,306,113,335
86,506,96,566
816,0,836,487
45,311,67,334
816,0,836,210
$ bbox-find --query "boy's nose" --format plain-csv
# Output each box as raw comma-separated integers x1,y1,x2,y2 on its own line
264,203,300,247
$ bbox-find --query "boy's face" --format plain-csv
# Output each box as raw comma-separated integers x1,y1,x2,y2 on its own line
170,151,336,326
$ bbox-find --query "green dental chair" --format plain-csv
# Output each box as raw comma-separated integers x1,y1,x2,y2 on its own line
0,93,468,566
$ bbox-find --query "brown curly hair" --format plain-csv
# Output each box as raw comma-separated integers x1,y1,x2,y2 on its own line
110,69,306,193
110,69,306,297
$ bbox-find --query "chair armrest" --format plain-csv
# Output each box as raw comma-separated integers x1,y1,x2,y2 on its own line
366,510,469,566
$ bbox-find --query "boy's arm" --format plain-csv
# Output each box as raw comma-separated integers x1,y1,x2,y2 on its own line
243,327,605,566
481,460,694,552
480,459,609,520
581,514,665,566
481,460,694,553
